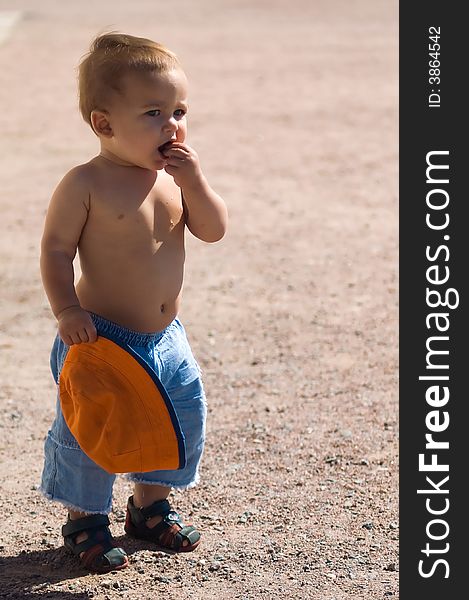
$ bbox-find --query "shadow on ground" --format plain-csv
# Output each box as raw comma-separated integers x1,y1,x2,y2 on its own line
0,535,156,599
0,546,90,599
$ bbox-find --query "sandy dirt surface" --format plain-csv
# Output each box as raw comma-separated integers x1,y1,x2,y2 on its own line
0,1,398,598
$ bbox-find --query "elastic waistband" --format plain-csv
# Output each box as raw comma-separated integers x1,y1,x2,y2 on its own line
89,312,176,347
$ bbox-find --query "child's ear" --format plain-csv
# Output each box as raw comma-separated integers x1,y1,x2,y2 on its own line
90,110,113,137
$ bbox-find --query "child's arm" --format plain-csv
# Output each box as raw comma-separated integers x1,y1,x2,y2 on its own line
40,167,97,345
163,143,228,242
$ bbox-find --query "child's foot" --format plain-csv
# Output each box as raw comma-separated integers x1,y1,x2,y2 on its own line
124,495,201,552
62,514,129,573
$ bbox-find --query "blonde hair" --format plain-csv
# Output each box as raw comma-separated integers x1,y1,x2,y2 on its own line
78,32,181,127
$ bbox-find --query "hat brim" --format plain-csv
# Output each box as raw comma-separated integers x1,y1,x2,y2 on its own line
59,335,186,474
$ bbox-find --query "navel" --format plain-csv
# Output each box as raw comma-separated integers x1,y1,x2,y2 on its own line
117,214,124,220
160,304,165,313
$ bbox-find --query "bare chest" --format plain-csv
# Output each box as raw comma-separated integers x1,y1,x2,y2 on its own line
85,175,184,248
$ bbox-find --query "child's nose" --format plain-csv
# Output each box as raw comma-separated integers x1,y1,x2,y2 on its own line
163,117,178,134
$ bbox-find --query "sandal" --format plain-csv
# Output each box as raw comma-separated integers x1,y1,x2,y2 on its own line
62,514,129,573
124,495,201,553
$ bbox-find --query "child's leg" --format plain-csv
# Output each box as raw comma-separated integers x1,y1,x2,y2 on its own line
125,374,206,551
126,484,198,550
40,397,128,572
41,396,117,512
132,485,199,548
133,483,170,525
62,509,128,573
67,509,100,545
42,335,117,514
125,373,206,552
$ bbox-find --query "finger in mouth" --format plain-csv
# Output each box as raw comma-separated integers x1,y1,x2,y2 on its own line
158,140,174,154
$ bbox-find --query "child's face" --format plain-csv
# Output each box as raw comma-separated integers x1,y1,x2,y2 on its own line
102,68,189,170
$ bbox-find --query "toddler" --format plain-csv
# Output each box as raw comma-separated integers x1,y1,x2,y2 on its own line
39,32,227,573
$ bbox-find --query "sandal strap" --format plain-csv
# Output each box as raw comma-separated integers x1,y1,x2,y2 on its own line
81,545,127,571
62,514,128,573
62,514,110,538
138,510,200,551
145,510,183,539
71,527,113,555
165,525,200,551
179,525,201,546
125,495,201,552
127,496,171,525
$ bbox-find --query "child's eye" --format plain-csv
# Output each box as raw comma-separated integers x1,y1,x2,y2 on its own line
146,109,160,117
174,109,186,118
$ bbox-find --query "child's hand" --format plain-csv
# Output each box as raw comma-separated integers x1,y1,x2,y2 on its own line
161,142,204,190
57,306,98,346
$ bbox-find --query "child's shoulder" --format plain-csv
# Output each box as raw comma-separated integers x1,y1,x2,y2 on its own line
57,160,97,188
51,161,98,203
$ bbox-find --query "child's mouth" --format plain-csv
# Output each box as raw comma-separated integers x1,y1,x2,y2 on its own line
158,140,175,157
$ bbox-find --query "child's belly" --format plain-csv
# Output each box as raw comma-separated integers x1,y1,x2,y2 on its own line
76,234,186,333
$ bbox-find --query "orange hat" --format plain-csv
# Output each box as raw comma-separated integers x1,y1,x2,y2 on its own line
59,335,186,474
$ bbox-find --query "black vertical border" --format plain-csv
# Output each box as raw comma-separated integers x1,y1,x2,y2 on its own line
400,3,467,598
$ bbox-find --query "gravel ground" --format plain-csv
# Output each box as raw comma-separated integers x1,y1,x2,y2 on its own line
0,1,398,598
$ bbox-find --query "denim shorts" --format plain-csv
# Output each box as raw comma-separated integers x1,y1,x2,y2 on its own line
40,313,206,514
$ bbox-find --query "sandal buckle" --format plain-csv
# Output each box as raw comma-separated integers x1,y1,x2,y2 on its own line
165,510,181,524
